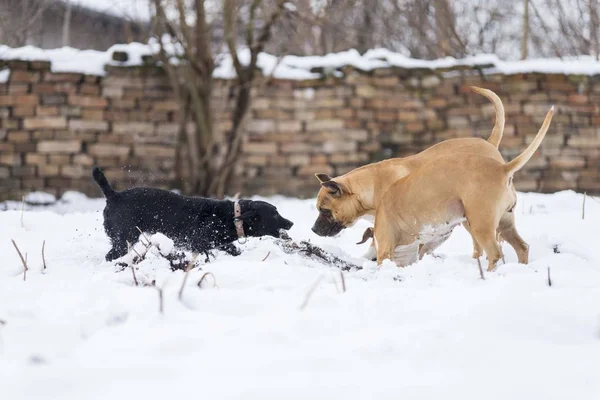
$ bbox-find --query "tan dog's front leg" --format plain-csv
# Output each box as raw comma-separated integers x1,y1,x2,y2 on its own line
364,240,377,261
357,227,377,261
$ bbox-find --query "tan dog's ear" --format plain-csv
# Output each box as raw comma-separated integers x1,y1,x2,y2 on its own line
321,180,346,197
356,227,373,245
315,173,332,183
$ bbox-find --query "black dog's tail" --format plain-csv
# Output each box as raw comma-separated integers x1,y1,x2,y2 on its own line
92,167,117,199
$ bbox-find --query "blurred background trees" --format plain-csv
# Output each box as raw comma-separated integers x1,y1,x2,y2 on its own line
1,0,599,60
269,0,600,60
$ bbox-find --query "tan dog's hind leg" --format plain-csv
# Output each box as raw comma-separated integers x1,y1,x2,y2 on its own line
498,211,529,264
462,221,483,259
392,243,419,267
467,216,502,272
374,228,419,267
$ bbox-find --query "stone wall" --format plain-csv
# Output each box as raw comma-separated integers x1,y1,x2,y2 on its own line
1,58,599,201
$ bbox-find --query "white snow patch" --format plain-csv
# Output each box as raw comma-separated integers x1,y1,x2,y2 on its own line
1,190,600,398
149,232,174,255
23,192,57,206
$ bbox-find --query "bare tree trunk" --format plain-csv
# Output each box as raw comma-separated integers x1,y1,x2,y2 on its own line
590,0,599,59
521,0,529,59
62,1,72,47
152,0,286,197
357,2,373,55
435,0,452,57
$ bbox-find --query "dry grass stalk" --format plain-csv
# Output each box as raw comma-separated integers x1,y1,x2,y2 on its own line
130,265,139,287
477,258,485,280
547,266,552,287
339,271,346,293
178,253,199,300
152,281,164,314
299,275,324,311
197,272,217,289
20,195,25,228
41,240,47,271
261,251,270,261
11,239,29,281
582,191,586,220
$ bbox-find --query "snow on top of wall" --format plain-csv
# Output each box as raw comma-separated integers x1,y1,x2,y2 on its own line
1,42,600,80
0,43,152,76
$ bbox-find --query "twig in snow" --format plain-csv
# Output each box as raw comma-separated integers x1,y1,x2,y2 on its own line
135,226,152,248
11,239,28,281
178,253,199,300
261,251,271,261
275,239,362,271
476,258,485,280
547,266,552,287
130,265,139,287
197,272,217,288
339,271,346,293
299,275,324,311
41,240,47,271
152,280,164,315
129,242,145,263
582,192,586,220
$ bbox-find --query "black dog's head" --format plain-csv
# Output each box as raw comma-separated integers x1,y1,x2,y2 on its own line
237,200,293,238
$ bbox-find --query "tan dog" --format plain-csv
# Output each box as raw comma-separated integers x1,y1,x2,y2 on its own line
372,106,554,271
312,87,526,263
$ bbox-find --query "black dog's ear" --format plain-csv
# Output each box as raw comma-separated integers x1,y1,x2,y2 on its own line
236,210,257,221
321,180,346,197
315,173,332,183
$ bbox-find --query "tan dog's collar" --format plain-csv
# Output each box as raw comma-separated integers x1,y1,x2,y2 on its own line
233,201,246,240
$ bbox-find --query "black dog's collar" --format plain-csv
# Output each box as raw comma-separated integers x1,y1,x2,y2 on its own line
233,201,246,241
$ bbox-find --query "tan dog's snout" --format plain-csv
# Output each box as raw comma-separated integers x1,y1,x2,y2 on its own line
311,212,345,237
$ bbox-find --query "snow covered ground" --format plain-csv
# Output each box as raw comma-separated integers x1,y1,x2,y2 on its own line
0,190,599,399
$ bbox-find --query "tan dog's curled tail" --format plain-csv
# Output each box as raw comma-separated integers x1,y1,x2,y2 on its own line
470,86,505,148
504,106,555,176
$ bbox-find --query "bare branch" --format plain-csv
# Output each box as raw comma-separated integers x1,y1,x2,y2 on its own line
224,0,245,79
339,271,346,293
41,240,47,271
198,272,217,288
178,253,199,300
11,239,28,281
477,258,485,280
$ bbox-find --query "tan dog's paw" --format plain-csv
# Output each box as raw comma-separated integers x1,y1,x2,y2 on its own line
486,262,498,272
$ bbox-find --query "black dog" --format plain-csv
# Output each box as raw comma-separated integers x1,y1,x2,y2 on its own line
92,167,293,261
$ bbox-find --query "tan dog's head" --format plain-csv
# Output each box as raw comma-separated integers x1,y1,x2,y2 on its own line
311,173,363,237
